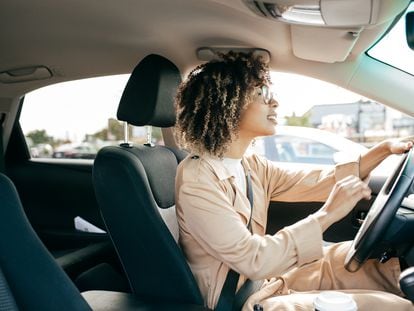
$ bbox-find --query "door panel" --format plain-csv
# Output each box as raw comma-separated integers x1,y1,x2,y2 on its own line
6,125,107,250
7,158,108,250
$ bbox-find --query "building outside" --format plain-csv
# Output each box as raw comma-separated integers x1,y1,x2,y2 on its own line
305,100,414,145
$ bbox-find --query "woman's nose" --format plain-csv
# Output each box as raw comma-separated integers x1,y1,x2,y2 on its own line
269,98,278,108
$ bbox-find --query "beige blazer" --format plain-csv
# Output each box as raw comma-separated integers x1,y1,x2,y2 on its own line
175,153,361,309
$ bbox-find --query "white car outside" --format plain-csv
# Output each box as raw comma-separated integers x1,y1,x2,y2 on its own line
250,126,400,176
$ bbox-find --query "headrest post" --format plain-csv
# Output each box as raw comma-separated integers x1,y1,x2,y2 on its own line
144,125,154,147
123,121,129,143
119,121,133,148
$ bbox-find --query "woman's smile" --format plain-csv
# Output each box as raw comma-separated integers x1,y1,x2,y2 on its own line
267,112,277,124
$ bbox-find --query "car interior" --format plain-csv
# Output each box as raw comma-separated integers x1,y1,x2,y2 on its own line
1,0,414,310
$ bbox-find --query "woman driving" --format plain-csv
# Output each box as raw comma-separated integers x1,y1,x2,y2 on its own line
174,52,413,310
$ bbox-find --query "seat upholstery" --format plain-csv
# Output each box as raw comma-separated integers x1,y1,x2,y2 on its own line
93,54,204,306
0,173,92,311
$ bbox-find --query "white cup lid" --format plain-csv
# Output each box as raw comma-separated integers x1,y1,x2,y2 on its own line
313,291,357,311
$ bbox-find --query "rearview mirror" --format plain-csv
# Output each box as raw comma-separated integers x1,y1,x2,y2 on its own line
406,11,414,50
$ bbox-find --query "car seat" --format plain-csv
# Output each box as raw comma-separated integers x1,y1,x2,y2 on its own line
93,54,205,306
0,172,92,311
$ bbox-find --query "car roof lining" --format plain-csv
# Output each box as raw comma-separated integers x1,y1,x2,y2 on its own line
0,0,409,94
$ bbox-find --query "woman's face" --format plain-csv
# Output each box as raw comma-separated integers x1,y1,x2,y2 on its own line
238,85,278,139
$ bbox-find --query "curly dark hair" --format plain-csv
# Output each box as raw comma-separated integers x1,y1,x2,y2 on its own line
175,51,271,157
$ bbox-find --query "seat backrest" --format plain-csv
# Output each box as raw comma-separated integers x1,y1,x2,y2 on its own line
93,54,203,305
0,173,91,311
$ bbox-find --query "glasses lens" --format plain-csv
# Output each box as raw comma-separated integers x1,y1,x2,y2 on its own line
261,85,272,104
261,85,269,100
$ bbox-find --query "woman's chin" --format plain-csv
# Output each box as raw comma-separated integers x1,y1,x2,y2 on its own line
267,125,277,135
259,128,276,137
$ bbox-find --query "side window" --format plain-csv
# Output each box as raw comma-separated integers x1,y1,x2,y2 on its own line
20,75,164,159
254,135,336,165
251,72,414,169
277,135,336,165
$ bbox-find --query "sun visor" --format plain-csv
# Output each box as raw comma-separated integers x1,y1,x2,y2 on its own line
290,26,361,63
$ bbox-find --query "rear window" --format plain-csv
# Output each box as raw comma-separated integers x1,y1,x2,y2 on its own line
20,75,163,159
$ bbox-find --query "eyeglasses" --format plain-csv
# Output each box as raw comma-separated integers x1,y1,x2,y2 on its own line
257,85,274,105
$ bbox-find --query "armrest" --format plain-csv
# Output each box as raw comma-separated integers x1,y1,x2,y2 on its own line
56,241,113,278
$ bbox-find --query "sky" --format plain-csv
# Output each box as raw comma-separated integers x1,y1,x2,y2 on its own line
21,75,130,142
270,72,364,117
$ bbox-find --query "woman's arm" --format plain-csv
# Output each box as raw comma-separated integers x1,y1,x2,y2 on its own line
359,138,413,179
260,138,413,203
314,138,413,231
250,154,361,203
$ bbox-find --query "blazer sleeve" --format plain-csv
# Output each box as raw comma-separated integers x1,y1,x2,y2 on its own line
247,154,361,202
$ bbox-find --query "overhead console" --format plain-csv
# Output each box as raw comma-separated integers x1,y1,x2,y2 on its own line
243,0,410,63
243,0,409,27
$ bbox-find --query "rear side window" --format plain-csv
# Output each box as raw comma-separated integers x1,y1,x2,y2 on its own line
20,75,163,159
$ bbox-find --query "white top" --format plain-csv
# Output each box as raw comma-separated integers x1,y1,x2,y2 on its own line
222,157,246,195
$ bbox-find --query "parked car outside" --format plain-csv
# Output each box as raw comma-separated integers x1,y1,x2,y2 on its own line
52,142,98,159
253,126,366,163
250,126,400,176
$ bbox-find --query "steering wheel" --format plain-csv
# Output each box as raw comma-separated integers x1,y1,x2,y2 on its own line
345,148,414,272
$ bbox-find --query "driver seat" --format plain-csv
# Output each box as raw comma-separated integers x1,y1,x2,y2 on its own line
93,54,205,306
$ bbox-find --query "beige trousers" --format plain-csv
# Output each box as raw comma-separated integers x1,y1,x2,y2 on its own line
244,242,414,311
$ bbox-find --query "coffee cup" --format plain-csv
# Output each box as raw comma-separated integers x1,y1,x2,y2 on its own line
314,291,357,311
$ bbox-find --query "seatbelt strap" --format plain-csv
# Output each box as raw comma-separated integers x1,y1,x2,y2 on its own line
232,279,264,311
232,171,264,310
0,122,4,173
246,170,254,231
216,170,258,311
215,268,240,311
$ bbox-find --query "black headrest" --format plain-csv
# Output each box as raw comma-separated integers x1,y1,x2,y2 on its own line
117,54,182,127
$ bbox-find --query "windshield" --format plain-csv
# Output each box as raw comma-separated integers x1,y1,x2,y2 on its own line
368,2,414,75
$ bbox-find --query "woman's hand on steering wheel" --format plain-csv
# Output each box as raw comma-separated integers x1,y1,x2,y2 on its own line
388,138,414,155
